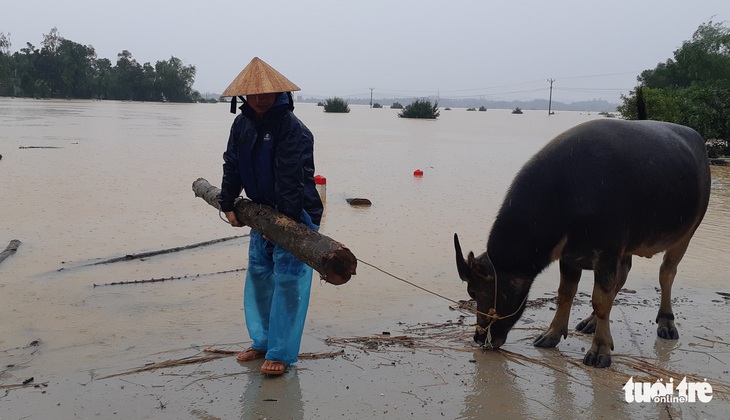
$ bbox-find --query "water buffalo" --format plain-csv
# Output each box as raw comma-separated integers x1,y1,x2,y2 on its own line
455,118,711,368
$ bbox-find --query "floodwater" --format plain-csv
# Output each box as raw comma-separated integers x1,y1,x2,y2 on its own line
0,98,728,419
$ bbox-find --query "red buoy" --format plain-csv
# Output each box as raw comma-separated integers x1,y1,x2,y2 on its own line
413,169,424,177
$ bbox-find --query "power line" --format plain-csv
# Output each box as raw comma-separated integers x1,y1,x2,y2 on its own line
554,70,642,80
302,72,639,100
555,87,631,92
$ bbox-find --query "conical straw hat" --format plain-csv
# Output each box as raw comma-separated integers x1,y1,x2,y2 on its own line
221,57,300,96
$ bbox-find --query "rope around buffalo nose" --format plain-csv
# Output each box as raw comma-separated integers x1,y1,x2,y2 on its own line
356,258,529,348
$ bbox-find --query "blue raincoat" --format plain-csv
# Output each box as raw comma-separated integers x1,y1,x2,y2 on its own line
219,93,323,364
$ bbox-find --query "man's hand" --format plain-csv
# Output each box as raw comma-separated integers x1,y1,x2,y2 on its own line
225,211,245,227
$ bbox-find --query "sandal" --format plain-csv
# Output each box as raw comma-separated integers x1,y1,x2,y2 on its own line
236,348,266,362
260,359,288,375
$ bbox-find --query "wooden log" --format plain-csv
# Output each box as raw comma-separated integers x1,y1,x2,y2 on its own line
192,178,356,285
82,235,246,267
346,198,372,207
0,239,21,265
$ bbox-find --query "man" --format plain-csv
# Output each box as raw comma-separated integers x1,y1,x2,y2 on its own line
219,57,323,375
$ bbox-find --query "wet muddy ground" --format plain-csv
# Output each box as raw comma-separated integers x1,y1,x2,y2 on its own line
1,99,728,419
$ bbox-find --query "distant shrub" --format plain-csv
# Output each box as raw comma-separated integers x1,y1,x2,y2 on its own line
706,138,729,158
466,107,476,111
444,107,451,111
317,101,325,107
373,103,383,108
479,106,487,111
323,97,350,113
511,107,523,114
398,99,440,119
391,102,404,109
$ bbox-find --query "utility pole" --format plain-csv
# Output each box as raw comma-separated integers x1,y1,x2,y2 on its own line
369,87,374,108
547,78,555,115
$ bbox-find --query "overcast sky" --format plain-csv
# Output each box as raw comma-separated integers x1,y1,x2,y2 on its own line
2,1,727,103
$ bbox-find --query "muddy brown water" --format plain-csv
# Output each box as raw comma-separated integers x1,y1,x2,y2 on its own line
1,98,728,418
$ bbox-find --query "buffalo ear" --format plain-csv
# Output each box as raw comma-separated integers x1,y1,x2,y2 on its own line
454,233,472,282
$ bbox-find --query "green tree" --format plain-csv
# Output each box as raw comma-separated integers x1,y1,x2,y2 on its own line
0,32,10,56
94,58,113,99
155,56,197,102
398,98,440,119
14,42,39,97
639,21,730,89
9,28,97,99
0,32,13,96
57,39,97,98
0,28,199,102
31,27,64,97
110,50,144,100
41,27,62,54
619,21,730,155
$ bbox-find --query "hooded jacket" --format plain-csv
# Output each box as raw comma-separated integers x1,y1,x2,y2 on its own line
219,93,323,226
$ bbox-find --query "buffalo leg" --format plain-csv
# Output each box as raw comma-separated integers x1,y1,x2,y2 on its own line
584,254,631,368
656,234,693,340
575,313,597,334
576,254,634,334
534,261,581,348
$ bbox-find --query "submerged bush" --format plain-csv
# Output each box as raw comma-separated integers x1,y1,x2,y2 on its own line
398,99,440,119
373,103,383,108
390,102,403,109
706,138,729,158
323,97,350,113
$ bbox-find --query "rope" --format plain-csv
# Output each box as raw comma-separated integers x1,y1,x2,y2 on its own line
219,208,229,224
357,258,463,307
357,257,529,348
219,196,245,225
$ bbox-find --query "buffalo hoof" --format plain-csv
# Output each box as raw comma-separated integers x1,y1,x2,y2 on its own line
533,331,561,348
575,317,596,334
657,326,679,340
583,351,612,368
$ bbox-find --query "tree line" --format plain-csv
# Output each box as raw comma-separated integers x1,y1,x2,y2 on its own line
0,28,205,102
617,21,730,156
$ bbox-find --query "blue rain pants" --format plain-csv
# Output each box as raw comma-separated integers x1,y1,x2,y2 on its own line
243,211,318,365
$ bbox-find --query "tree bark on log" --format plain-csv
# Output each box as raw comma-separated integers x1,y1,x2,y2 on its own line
0,239,21,265
192,178,356,285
